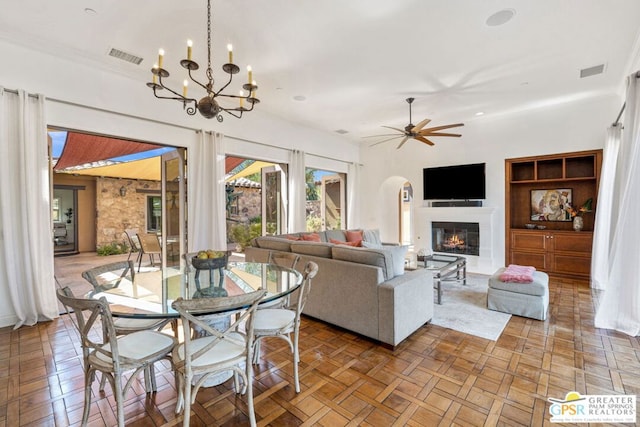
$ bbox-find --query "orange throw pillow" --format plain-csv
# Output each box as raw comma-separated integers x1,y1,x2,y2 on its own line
286,235,302,241
345,230,363,246
301,233,321,242
330,238,360,247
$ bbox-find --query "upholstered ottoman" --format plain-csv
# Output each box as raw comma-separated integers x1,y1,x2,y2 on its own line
487,268,549,320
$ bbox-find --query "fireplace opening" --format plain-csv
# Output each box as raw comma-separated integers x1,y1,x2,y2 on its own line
432,221,479,256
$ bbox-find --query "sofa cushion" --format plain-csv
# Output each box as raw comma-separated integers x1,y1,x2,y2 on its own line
387,245,409,277
324,229,346,242
255,236,292,252
363,229,382,245
290,241,334,258
361,241,383,249
331,246,395,280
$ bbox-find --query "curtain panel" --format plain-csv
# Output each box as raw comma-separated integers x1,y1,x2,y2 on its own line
594,72,640,336
288,149,306,233
0,88,58,328
188,131,226,251
590,126,621,290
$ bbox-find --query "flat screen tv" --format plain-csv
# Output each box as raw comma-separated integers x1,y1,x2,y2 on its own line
423,163,486,200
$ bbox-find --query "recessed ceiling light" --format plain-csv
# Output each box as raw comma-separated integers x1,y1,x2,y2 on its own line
475,112,484,116
293,95,306,101
486,9,515,27
334,129,349,135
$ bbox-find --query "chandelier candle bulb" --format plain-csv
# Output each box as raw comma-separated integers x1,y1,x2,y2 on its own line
183,80,188,97
158,49,164,68
187,40,193,60
227,44,233,63
239,90,244,107
247,65,252,84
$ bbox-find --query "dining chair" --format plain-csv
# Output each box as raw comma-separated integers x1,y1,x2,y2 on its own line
56,286,176,427
251,261,318,392
261,251,301,309
171,289,267,427
137,233,162,272
123,228,141,264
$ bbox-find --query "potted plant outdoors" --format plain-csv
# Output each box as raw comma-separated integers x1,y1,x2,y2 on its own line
566,198,593,231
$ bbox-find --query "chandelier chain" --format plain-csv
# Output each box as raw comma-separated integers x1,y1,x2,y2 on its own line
207,0,212,82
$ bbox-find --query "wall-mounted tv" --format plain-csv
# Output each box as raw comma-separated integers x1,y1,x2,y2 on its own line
423,163,486,200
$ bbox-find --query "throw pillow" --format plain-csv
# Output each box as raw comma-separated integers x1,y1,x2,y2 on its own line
286,235,302,241
301,232,321,242
345,229,364,245
330,238,360,247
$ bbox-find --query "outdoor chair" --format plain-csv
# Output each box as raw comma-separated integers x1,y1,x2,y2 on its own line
171,290,267,427
123,228,141,264
137,233,162,271
56,287,176,427
252,261,318,392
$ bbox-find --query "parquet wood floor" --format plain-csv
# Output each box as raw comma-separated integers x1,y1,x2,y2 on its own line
1,277,639,426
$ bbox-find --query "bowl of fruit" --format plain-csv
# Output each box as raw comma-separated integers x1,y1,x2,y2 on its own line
192,249,229,270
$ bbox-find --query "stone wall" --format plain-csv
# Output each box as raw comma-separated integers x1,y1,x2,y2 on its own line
95,178,161,247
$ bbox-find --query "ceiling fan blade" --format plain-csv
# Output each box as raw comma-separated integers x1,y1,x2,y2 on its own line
396,136,410,149
414,135,435,146
421,132,462,137
381,126,407,133
420,123,465,133
361,133,404,138
369,135,402,147
411,117,431,132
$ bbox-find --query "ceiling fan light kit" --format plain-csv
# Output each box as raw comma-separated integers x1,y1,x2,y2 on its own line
366,97,464,149
146,0,259,121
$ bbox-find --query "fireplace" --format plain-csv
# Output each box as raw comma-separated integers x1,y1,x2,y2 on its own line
432,221,479,256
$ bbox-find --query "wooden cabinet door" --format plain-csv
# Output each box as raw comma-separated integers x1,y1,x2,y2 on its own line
511,231,547,251
552,232,593,254
510,250,547,270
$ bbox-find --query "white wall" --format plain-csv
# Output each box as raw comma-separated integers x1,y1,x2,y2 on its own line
360,93,621,273
0,39,359,327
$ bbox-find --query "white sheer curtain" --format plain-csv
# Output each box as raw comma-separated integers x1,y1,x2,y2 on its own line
287,149,306,232
188,131,226,251
347,161,361,229
594,72,640,335
0,88,58,328
591,125,621,290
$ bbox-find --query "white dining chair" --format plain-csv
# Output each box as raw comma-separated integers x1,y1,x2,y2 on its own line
56,286,176,427
171,289,267,427
251,261,318,392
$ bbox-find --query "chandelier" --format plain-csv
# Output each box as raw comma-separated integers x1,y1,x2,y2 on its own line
147,0,259,121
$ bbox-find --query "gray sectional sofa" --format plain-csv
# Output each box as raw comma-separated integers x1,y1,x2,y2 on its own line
244,229,434,347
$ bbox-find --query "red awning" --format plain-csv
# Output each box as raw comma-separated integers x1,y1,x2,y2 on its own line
53,132,164,170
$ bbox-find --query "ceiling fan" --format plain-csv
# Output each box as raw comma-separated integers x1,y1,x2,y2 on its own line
365,98,464,149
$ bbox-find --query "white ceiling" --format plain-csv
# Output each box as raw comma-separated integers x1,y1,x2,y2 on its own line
2,1,640,144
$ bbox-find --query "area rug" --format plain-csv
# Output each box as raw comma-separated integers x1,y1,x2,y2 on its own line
431,273,511,341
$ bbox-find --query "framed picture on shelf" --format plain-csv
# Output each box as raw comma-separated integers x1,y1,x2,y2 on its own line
530,188,572,221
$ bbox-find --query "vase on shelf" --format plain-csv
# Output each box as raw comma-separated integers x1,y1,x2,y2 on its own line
572,216,584,232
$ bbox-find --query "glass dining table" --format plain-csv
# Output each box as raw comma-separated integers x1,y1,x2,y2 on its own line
89,261,303,319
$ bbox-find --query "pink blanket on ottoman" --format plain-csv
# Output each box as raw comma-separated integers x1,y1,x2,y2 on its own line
500,264,536,283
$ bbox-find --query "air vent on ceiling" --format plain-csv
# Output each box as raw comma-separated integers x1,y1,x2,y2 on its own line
334,129,349,135
580,64,605,78
108,48,143,65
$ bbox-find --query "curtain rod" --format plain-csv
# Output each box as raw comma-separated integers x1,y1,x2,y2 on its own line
612,70,640,126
